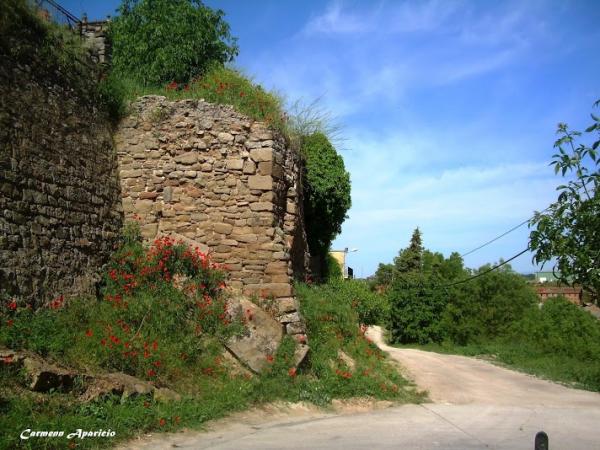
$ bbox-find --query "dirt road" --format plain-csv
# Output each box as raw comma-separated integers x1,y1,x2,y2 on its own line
120,327,600,449
366,325,600,407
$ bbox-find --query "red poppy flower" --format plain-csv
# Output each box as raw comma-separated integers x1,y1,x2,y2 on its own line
288,367,297,378
8,300,17,310
147,369,156,377
159,418,166,426
85,329,93,337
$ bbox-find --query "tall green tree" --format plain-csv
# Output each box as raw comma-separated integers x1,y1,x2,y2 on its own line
529,101,600,302
388,229,448,344
302,132,351,278
393,227,423,273
109,0,239,85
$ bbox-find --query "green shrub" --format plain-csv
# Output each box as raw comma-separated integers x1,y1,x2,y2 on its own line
295,283,420,402
332,279,389,326
109,0,238,85
440,266,538,345
388,273,447,344
302,133,351,277
509,297,600,360
0,221,241,383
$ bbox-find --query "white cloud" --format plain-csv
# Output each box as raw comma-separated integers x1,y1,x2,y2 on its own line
388,0,461,33
303,2,373,36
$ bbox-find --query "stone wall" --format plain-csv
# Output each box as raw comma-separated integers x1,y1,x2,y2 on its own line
0,34,122,306
80,19,111,65
116,96,309,336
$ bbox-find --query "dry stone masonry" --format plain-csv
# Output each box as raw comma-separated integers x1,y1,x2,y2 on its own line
116,96,310,338
80,18,111,65
0,41,122,307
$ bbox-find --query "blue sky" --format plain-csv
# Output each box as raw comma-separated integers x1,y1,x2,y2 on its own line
63,0,600,276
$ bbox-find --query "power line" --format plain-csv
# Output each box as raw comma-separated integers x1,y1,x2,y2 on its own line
390,247,531,291
459,183,596,259
444,247,530,288
460,206,551,258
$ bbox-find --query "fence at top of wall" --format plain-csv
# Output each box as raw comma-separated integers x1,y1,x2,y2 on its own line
32,0,111,65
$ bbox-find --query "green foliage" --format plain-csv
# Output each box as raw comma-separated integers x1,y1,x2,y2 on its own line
389,272,447,344
118,65,286,130
0,0,126,122
295,282,422,402
394,228,423,273
372,263,394,290
440,265,537,345
302,133,351,274
385,229,536,346
97,72,129,121
0,222,240,382
331,279,390,325
408,298,600,392
529,101,600,302
109,0,238,85
387,229,449,344
508,297,600,361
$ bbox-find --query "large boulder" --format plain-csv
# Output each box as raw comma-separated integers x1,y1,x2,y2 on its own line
1,348,76,392
224,298,283,373
81,372,154,402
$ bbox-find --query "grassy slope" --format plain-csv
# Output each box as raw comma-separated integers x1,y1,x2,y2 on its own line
0,281,420,450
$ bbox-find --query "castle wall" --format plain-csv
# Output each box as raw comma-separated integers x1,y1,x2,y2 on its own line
0,36,122,306
116,96,309,336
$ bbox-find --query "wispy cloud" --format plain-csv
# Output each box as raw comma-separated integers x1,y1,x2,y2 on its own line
237,0,596,275
388,0,461,33
303,2,373,35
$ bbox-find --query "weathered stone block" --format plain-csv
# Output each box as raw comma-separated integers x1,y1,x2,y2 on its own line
174,152,198,165
218,132,234,143
249,202,273,211
244,283,293,298
226,159,244,170
213,223,233,235
248,175,272,190
243,159,256,174
249,148,272,162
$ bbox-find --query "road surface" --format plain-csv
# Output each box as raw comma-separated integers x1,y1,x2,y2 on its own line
121,326,600,449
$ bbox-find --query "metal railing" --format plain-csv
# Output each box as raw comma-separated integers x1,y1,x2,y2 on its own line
32,0,81,30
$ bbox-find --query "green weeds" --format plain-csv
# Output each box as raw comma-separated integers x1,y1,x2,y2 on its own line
0,229,419,449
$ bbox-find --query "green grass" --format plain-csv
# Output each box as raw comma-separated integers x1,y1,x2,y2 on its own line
110,65,288,132
0,231,420,450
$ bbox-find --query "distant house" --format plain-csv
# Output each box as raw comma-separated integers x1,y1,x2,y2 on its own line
535,271,560,283
535,286,583,305
329,249,354,279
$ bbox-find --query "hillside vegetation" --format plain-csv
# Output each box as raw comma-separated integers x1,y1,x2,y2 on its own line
0,222,421,450
375,228,600,392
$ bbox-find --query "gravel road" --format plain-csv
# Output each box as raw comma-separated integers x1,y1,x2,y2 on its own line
120,326,600,449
